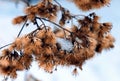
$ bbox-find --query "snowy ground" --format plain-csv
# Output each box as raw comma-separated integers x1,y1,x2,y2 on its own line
0,0,120,81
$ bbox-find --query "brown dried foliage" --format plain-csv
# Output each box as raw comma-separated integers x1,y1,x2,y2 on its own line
0,0,114,79
69,0,110,11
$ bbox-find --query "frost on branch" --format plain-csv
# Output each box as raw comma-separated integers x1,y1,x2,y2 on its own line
0,0,114,79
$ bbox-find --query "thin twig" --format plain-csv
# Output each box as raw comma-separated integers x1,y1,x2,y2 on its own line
36,17,72,34
0,19,27,50
34,18,41,29
17,19,27,37
54,0,61,7
36,17,47,30
27,28,40,37
0,43,13,50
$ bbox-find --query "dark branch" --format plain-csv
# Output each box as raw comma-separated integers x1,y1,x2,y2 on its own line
0,43,13,50
36,17,72,34
17,19,27,37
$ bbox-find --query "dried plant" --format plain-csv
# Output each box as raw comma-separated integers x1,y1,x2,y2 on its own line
0,0,114,80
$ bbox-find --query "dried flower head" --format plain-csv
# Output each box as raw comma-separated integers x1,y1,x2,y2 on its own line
0,0,114,79
69,0,110,11
12,16,27,24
